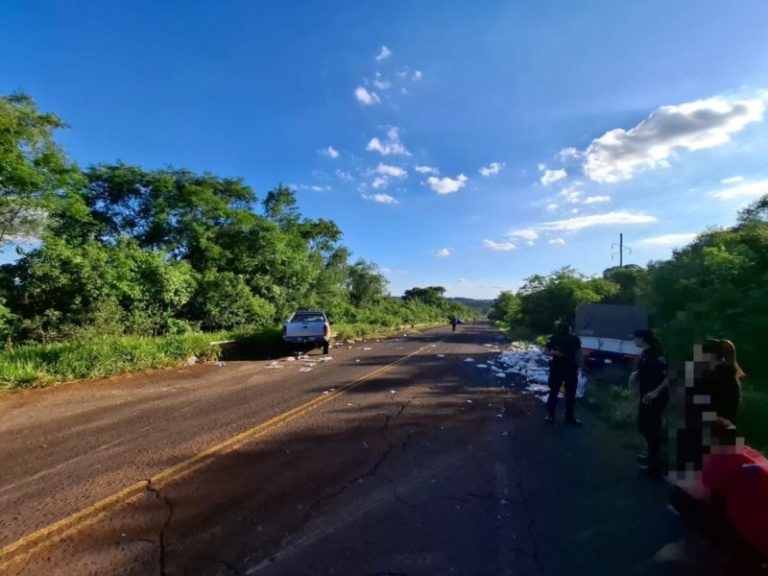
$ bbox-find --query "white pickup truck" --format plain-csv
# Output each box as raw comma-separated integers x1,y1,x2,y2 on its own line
283,310,331,355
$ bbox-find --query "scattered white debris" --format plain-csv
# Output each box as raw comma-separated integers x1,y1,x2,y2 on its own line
186,355,199,366
464,358,475,363
390,389,397,394
265,362,283,370
502,431,509,436
363,347,372,351
299,367,313,373
526,384,550,393
466,399,473,404
317,356,333,362
215,361,226,367
476,364,488,368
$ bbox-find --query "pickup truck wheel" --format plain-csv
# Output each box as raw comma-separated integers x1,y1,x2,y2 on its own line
323,342,330,355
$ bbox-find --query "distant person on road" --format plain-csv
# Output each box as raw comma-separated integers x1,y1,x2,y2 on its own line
631,329,669,476
451,315,458,332
544,321,583,426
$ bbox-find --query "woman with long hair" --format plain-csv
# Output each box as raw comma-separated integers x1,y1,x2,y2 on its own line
709,339,745,427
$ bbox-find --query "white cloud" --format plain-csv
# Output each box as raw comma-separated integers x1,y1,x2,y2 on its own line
582,96,766,183
294,184,331,192
479,162,505,177
539,211,658,231
412,70,423,81
415,165,439,174
318,145,339,159
373,72,391,91
583,195,611,204
335,169,353,181
483,239,517,251
375,46,392,61
426,174,468,195
558,184,582,204
545,203,559,212
374,163,407,178
540,167,567,186
363,193,398,204
366,127,411,156
434,248,451,258
638,233,697,247
720,175,745,185
710,178,768,201
371,177,389,189
558,147,581,161
548,238,566,245
507,228,539,241
354,86,381,106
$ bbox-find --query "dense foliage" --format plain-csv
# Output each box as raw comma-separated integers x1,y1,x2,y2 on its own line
0,94,478,350
489,206,768,380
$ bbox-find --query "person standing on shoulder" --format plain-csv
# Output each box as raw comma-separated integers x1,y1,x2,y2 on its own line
451,315,458,332
544,321,584,426
632,329,669,477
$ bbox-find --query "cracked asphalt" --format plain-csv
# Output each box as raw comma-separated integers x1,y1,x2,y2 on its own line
0,321,736,575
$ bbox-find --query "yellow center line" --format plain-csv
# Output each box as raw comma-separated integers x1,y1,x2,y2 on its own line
0,342,438,570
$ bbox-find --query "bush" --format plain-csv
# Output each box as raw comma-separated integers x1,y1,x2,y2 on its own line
190,271,276,330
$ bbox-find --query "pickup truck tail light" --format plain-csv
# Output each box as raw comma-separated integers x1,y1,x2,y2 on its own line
323,323,329,336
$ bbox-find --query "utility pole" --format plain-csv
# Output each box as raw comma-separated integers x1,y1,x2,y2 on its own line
611,233,631,268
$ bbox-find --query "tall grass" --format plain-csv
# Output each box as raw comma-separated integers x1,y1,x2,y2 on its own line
331,321,443,341
0,333,232,391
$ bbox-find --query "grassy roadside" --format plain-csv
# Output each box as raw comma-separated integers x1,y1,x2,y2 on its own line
0,333,231,391
583,364,768,455
331,321,444,341
0,322,446,392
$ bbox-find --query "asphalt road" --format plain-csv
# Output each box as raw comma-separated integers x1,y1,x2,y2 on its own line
0,321,740,575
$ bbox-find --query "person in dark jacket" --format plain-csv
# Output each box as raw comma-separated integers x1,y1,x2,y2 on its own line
544,321,583,426
631,329,669,476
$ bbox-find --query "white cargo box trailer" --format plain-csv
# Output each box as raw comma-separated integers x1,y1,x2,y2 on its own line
575,303,649,361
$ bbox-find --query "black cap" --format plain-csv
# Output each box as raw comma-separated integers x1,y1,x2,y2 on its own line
631,329,655,342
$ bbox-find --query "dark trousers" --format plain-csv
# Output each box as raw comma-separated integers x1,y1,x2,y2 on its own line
638,398,667,469
547,365,578,419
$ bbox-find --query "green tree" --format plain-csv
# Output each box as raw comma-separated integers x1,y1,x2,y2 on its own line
601,265,650,305
517,267,618,334
402,286,447,307
0,93,85,247
347,259,389,308
188,271,275,330
488,291,521,324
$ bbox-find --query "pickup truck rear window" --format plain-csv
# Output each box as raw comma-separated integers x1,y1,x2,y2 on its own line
290,313,326,323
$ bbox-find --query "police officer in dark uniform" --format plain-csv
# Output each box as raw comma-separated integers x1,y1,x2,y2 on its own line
544,321,583,426
631,329,669,476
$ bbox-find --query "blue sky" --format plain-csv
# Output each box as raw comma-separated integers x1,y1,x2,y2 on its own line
2,1,768,298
